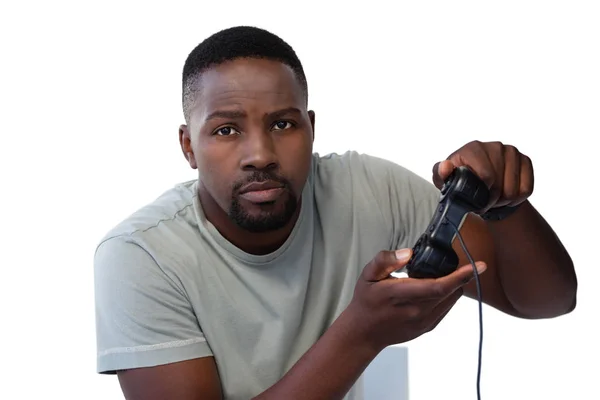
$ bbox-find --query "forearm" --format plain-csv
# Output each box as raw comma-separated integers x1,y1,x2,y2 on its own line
252,307,380,400
487,200,577,318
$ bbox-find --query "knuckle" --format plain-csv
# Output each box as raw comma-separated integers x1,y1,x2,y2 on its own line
465,140,482,150
504,144,519,155
374,250,391,265
521,184,534,198
480,170,495,184
503,184,519,199
490,140,504,149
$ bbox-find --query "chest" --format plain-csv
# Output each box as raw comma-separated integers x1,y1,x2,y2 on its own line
174,209,389,399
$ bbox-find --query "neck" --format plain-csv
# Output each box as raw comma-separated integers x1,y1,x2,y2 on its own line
198,186,302,255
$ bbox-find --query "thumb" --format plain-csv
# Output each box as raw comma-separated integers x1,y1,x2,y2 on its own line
432,160,456,189
362,249,413,282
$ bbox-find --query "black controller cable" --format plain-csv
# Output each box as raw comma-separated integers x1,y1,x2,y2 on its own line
447,217,483,400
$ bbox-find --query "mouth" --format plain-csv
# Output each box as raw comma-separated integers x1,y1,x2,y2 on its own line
238,181,286,204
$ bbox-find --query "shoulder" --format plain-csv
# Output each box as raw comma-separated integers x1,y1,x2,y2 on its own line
97,179,199,246
312,150,396,174
311,150,437,200
93,179,203,311
312,150,422,181
94,179,203,282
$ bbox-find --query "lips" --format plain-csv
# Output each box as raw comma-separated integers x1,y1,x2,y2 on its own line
239,181,284,194
238,180,285,203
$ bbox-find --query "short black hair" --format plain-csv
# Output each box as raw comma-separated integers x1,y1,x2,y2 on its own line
182,26,308,123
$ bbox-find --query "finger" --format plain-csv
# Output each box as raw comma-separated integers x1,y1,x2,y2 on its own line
432,160,454,189
500,145,521,207
447,145,496,191
485,141,506,204
450,148,498,211
383,261,487,302
362,249,413,282
516,154,534,204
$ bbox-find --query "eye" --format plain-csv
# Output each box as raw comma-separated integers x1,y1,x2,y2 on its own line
272,121,294,131
213,126,240,136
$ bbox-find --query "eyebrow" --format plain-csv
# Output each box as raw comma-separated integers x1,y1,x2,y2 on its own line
204,107,302,123
205,109,247,122
268,107,302,120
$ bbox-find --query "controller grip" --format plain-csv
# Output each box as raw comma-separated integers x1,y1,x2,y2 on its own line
441,166,490,213
406,234,459,279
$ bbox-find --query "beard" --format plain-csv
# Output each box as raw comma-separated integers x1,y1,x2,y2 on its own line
228,170,299,233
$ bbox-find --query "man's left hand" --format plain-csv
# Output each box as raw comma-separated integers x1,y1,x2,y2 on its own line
432,140,534,212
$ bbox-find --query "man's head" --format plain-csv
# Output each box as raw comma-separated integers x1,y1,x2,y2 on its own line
179,26,315,237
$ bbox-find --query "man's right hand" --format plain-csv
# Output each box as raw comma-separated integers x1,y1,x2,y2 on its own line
347,248,487,352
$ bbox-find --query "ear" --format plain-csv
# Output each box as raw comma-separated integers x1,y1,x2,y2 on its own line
179,124,198,169
308,110,316,142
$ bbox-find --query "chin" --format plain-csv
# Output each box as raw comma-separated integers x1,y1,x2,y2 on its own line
229,197,298,233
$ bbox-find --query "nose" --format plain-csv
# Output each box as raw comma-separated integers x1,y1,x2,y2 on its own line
239,131,278,171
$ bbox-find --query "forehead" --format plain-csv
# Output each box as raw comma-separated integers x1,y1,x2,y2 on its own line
190,58,305,121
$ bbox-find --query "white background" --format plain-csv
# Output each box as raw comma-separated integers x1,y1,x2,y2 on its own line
1,1,598,399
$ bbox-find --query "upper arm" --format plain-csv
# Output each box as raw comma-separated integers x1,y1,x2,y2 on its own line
94,237,222,399
453,214,524,317
118,358,223,400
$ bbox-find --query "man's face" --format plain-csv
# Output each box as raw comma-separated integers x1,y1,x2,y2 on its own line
179,58,314,233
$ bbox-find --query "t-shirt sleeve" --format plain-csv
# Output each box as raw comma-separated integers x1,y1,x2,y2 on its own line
94,236,213,374
356,153,441,252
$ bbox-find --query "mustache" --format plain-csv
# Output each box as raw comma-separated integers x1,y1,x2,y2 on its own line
232,170,291,193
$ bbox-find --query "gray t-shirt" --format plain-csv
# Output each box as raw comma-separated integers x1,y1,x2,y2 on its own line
94,151,440,400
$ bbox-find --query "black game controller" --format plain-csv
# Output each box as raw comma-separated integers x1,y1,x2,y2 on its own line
404,166,490,279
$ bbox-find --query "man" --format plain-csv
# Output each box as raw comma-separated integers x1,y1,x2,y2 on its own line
94,26,577,400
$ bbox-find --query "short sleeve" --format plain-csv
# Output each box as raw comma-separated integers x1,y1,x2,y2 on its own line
94,237,213,374
357,153,441,251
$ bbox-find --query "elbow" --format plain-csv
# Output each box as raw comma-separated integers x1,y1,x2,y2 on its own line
563,270,578,315
565,293,577,314
549,288,577,318
554,248,578,316
555,258,578,317
550,286,578,318
515,297,576,320
515,270,578,320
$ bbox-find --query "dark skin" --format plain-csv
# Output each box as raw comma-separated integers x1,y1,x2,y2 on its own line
117,58,577,400
435,145,577,318
179,58,315,255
